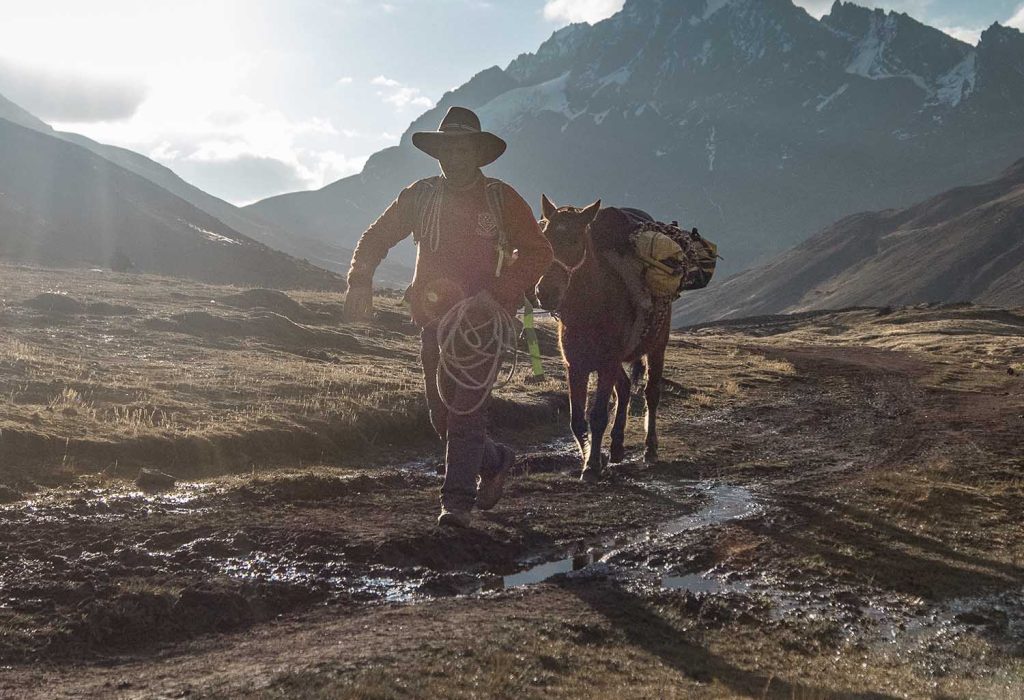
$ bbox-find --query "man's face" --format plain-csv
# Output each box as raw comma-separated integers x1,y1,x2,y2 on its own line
438,138,480,180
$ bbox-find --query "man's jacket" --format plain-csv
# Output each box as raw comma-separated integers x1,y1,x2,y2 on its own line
348,176,553,326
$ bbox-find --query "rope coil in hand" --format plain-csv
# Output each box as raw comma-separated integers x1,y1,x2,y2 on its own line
436,293,519,416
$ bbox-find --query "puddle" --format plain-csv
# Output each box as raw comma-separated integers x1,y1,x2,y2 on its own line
504,554,594,588
656,485,759,537
3,483,218,524
662,572,751,595
503,483,760,589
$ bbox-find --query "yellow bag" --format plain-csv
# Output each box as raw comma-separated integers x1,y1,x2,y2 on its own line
633,229,686,298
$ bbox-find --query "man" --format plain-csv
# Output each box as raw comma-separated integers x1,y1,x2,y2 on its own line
344,106,552,528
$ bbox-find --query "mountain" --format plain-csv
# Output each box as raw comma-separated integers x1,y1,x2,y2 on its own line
674,156,1024,322
0,94,411,286
0,116,344,290
245,0,1024,284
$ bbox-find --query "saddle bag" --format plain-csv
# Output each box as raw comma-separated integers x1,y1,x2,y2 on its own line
633,229,687,298
631,221,719,298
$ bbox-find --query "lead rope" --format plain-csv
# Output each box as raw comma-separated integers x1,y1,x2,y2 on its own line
436,293,520,416
418,182,445,253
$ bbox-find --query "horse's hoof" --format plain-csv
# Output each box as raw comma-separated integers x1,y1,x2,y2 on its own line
580,467,602,483
609,445,626,464
643,448,659,465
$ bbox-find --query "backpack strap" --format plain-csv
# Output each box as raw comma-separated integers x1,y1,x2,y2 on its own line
412,176,443,249
484,178,511,278
412,176,511,271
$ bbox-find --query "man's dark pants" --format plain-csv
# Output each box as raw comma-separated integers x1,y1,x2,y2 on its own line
420,322,507,512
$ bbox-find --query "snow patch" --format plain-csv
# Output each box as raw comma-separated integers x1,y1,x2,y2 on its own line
696,39,713,66
598,66,631,88
815,83,849,112
703,0,733,21
706,126,717,173
186,222,240,246
845,13,928,92
477,72,574,134
935,53,977,107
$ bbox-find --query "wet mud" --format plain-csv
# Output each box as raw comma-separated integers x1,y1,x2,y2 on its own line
1,306,1023,697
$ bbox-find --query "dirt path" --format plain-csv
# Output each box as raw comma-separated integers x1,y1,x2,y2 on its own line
2,309,1023,698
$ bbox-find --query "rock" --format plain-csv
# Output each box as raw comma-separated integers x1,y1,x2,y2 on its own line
218,289,318,323
0,485,23,504
136,468,177,491
24,292,86,314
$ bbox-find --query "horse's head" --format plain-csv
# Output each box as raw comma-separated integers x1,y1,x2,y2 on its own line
535,194,601,312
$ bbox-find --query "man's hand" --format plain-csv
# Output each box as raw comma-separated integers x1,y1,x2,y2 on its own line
343,284,374,322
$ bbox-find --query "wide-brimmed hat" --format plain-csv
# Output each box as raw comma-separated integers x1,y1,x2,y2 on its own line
412,106,507,167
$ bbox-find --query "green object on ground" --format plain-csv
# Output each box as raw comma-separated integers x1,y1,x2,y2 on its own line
522,300,545,379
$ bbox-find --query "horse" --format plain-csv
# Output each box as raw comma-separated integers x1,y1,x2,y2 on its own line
535,195,672,482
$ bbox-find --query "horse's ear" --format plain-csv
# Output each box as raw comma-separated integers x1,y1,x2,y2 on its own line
581,199,601,225
541,194,557,220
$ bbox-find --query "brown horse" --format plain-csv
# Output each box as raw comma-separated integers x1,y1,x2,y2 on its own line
535,195,671,481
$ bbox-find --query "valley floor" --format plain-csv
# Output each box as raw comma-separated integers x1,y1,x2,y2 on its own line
0,264,1022,698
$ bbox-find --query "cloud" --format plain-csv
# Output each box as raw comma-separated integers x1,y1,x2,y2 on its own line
371,75,433,110
371,76,402,88
172,155,311,205
937,25,983,44
53,87,368,204
536,0,936,26
792,0,942,19
1008,4,1024,29
542,0,624,24
0,57,146,122
793,0,835,17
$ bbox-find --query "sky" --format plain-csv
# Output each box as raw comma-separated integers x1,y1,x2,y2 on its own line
0,0,1021,206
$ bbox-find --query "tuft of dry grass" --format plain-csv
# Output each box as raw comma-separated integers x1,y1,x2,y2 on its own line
0,263,566,486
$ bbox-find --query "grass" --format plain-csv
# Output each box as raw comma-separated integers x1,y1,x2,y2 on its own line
0,262,566,489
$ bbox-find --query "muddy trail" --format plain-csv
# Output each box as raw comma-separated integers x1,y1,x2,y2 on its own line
1,306,1023,698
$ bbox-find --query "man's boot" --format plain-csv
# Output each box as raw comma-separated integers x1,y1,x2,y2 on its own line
477,444,514,511
437,506,472,528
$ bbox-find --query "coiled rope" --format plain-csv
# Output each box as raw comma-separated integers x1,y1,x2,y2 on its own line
436,292,519,416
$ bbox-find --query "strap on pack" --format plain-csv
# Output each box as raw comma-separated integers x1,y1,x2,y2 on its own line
484,179,510,277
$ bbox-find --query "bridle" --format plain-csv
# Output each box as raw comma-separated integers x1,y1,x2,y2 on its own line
540,245,587,317
550,246,588,276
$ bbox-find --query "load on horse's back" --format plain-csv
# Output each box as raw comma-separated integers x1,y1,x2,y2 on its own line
535,195,717,480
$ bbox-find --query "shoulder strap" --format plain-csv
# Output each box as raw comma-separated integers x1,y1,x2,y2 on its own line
412,176,442,244
484,178,511,277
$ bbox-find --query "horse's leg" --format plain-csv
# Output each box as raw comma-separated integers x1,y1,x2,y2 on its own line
567,363,590,466
609,365,631,464
644,346,666,464
582,366,616,481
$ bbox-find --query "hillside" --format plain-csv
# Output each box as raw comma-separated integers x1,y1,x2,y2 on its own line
1,260,1022,695
247,0,1024,282
676,156,1024,322
0,117,344,289
0,93,410,285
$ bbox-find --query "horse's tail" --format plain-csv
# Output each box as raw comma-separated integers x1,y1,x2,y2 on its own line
630,358,646,387
628,358,647,416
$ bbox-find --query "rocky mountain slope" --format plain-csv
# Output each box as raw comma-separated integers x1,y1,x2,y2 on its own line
675,156,1024,322
0,94,410,286
0,117,344,289
246,0,1024,284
